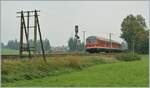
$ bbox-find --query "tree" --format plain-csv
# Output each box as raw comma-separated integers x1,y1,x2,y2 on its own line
68,37,85,52
68,37,76,51
120,14,149,53
36,40,41,53
5,39,19,50
6,40,18,50
36,39,51,53
134,30,149,53
7,40,14,49
1,42,5,48
14,39,19,50
43,39,51,53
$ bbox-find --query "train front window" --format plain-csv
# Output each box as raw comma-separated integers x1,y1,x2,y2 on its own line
86,37,97,44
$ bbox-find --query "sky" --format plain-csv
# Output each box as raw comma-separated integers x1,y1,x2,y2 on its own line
1,1,149,47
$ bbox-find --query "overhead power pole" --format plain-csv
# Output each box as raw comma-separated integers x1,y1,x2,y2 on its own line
17,10,46,62
82,31,86,52
82,31,86,45
109,33,112,48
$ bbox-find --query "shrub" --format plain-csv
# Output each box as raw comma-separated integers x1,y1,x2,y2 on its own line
115,52,141,61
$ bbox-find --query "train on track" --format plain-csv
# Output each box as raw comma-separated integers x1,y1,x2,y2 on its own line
86,36,124,53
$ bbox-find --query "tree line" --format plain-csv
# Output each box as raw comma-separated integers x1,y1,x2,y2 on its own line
1,39,51,53
1,37,85,53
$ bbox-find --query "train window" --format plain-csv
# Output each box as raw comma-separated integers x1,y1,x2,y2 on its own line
86,37,97,44
86,39,96,43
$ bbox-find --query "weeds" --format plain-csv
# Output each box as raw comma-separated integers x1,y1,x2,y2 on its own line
2,53,141,84
114,52,141,61
2,55,116,83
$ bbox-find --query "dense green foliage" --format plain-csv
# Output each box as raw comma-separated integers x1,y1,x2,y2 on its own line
68,37,84,52
2,55,115,84
3,55,148,87
115,52,141,61
121,14,149,53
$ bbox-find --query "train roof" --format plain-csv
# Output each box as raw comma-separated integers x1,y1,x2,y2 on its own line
87,36,121,44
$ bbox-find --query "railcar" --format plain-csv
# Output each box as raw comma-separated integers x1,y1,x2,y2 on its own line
86,36,122,53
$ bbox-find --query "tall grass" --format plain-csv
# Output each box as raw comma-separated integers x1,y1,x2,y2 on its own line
114,52,141,61
2,55,116,83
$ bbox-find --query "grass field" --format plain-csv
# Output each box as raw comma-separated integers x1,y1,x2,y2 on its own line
1,48,19,55
2,55,148,87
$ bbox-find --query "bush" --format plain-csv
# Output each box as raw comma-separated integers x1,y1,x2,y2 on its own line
115,52,141,61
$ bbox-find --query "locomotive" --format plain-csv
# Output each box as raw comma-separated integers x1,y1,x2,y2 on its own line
86,36,122,53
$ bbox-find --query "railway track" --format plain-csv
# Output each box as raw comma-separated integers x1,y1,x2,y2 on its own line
1,53,116,60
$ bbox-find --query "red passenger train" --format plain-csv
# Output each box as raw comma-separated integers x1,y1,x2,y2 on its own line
86,36,122,53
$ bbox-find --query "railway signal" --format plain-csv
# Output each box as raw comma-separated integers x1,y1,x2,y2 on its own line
74,25,80,51
75,25,80,39
17,10,46,62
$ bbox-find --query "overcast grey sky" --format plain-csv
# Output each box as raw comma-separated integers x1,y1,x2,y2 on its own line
1,1,149,46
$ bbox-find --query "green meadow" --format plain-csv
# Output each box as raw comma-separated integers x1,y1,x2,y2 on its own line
1,48,19,55
2,54,148,87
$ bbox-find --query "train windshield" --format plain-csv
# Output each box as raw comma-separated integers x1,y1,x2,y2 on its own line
86,36,97,44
